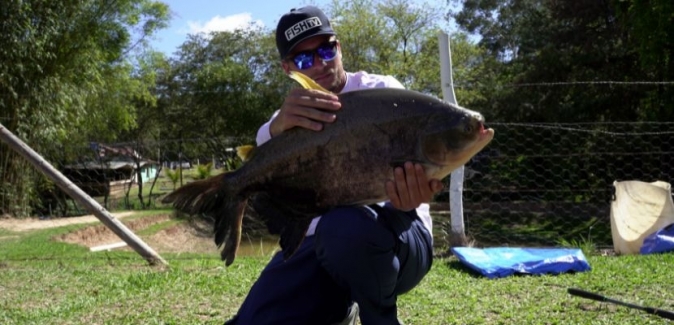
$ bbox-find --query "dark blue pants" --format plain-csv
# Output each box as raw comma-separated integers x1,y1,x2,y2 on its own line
224,205,433,325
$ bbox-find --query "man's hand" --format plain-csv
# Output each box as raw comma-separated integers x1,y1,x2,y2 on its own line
269,88,341,137
386,162,444,211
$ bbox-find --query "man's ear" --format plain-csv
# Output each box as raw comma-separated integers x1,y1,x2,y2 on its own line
335,41,343,59
281,61,291,75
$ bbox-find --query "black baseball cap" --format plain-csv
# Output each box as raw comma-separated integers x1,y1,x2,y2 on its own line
275,6,336,59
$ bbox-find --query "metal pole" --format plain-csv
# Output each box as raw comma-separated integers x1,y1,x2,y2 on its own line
439,31,468,247
0,123,168,266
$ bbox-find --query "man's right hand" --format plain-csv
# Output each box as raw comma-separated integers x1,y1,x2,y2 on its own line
269,88,341,137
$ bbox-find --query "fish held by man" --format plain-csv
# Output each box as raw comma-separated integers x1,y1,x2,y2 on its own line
162,71,495,266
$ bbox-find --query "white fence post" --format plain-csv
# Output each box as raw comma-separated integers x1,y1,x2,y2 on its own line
438,32,468,247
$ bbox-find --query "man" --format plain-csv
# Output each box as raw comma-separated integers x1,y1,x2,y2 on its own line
224,6,443,325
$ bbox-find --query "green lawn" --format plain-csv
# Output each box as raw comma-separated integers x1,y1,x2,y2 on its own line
1,212,673,324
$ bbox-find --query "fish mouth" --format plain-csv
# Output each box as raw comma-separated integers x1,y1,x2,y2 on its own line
478,122,495,141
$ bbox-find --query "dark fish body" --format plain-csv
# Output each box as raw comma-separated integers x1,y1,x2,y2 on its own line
163,87,494,265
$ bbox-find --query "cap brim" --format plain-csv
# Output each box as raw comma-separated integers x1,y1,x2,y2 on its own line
282,31,337,59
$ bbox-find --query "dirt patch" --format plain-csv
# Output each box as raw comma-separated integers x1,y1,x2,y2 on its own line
0,212,135,232
143,220,220,254
55,214,171,248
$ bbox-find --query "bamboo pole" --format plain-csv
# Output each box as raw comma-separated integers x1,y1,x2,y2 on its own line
0,123,168,266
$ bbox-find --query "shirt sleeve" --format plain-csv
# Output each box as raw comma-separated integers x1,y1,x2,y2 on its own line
255,110,280,146
384,75,405,89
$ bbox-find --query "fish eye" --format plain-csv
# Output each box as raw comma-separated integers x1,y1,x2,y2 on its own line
464,124,473,133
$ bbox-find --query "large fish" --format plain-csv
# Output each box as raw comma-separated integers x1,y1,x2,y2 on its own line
162,72,495,266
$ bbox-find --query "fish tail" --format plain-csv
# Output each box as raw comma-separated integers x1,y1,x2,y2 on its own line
161,173,229,214
216,197,246,266
162,172,247,265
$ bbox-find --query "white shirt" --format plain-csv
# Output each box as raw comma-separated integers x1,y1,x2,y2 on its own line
255,71,433,237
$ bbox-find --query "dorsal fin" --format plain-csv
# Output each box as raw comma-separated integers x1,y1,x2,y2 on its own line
289,71,332,93
236,145,254,162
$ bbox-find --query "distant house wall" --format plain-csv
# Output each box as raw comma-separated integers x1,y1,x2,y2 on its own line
139,164,159,184
63,160,159,197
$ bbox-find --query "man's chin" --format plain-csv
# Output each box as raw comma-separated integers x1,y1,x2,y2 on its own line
317,78,337,92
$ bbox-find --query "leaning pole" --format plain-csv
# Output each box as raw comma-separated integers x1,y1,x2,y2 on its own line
0,123,168,266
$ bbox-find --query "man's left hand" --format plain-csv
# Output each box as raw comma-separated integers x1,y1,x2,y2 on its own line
386,162,444,211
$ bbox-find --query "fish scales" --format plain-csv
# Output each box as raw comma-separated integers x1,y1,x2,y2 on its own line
163,72,494,265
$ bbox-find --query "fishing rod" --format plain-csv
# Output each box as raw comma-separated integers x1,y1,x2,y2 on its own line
568,288,674,321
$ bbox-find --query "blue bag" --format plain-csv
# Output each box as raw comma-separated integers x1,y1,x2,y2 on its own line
451,247,591,279
640,223,674,254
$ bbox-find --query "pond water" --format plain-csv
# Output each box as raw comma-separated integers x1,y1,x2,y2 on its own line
235,235,280,257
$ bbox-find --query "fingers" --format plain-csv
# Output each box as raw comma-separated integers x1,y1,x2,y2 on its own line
398,163,417,209
387,162,443,211
270,89,341,137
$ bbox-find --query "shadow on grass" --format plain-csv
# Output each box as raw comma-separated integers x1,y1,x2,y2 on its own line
444,259,484,278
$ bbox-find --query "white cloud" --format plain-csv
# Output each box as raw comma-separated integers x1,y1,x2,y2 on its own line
186,13,263,35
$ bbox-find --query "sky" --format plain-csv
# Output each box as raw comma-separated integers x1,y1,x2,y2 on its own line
150,0,334,56
150,0,454,56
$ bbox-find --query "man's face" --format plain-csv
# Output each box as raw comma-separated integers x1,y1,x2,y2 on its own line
282,35,346,92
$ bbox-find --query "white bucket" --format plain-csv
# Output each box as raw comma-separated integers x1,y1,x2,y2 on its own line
610,180,674,255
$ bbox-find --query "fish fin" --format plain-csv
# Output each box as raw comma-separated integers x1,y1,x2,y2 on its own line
236,145,255,162
216,197,247,266
289,71,332,93
249,193,290,235
249,192,311,259
279,218,312,260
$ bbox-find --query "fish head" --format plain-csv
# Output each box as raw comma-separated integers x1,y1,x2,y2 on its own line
420,104,494,179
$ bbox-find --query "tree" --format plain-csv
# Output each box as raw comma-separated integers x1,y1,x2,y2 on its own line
326,0,481,100
0,0,169,216
614,0,674,121
156,27,289,164
447,0,670,122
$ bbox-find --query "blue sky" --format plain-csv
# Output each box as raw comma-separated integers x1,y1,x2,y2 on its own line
151,1,333,55
150,0,452,56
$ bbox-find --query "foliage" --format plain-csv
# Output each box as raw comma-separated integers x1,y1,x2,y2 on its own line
193,163,213,180
449,0,674,123
613,0,674,121
0,0,169,216
164,168,182,191
558,237,597,258
158,28,285,140
326,0,480,99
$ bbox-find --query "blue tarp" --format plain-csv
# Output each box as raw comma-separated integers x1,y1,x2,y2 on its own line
451,247,591,279
641,223,674,255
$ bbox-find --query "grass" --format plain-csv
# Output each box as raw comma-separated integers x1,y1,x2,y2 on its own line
1,213,674,324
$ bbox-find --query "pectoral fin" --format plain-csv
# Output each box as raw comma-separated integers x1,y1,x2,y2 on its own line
279,218,312,260
289,71,332,93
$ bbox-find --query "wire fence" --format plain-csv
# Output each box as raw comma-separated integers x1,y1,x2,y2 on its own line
443,121,674,249
6,122,674,251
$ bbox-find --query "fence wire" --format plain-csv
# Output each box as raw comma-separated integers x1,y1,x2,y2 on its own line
7,122,674,251
440,122,674,249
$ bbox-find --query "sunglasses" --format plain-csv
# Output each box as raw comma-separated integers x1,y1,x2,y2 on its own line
288,41,338,70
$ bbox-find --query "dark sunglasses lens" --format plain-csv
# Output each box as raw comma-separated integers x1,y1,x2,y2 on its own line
317,43,337,61
291,42,337,70
293,52,314,70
